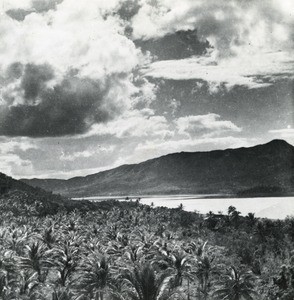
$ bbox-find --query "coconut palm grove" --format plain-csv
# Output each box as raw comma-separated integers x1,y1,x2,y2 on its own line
0,180,294,300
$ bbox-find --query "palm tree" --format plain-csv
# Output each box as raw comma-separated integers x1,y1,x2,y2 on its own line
213,266,257,300
169,251,194,299
0,251,17,286
18,270,40,299
122,262,174,300
196,255,218,300
105,225,118,241
178,203,184,211
188,240,208,257
3,227,30,256
157,251,193,288
41,226,57,249
246,213,256,227
124,245,145,264
0,273,15,300
228,206,237,215
228,207,241,228
19,242,55,282
77,255,112,300
54,242,78,286
108,279,128,300
253,221,268,244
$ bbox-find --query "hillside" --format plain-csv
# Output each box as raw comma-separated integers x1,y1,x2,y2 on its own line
21,139,294,197
0,172,133,217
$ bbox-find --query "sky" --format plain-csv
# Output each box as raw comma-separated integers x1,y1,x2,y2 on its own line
0,0,293,179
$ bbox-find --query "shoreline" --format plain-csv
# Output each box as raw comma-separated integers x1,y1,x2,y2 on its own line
72,192,294,201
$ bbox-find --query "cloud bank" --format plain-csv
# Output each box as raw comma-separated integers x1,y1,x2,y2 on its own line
0,0,149,137
1,0,293,138
0,64,132,136
135,0,294,89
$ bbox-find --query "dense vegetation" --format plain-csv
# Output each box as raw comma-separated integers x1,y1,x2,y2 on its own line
0,190,294,300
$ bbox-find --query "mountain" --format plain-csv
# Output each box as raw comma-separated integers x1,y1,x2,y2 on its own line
0,172,38,194
0,171,65,216
0,172,132,216
21,139,294,198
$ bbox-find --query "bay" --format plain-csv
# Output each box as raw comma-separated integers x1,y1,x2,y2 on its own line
73,195,294,219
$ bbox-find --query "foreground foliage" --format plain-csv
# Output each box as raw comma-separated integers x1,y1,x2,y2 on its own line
0,191,293,299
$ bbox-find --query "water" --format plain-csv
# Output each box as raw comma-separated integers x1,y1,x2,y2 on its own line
73,195,294,219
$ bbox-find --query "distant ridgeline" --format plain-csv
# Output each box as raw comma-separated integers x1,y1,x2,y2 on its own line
21,139,294,198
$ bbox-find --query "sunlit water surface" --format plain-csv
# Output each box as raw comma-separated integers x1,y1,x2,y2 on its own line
73,195,294,219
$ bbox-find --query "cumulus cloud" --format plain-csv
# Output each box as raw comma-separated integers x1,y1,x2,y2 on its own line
0,0,140,76
0,137,36,176
0,153,33,176
0,0,156,137
0,63,134,137
131,0,294,53
134,0,294,89
87,110,173,139
176,114,242,137
143,49,294,90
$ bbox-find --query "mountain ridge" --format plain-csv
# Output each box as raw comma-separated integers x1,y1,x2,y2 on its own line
21,139,294,197
24,139,292,181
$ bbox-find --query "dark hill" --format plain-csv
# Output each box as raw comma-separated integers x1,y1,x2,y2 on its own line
0,172,38,194
21,139,294,197
0,172,133,216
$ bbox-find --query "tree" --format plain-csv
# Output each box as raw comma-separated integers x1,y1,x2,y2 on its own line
124,245,144,264
157,251,193,288
228,206,241,228
228,206,237,216
122,262,174,300
41,226,57,249
18,271,39,299
77,255,112,300
0,273,15,300
213,266,257,300
196,255,218,300
19,242,54,282
54,242,78,286
246,213,256,227
178,203,184,211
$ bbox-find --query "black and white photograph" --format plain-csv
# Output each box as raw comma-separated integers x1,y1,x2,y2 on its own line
0,0,293,299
